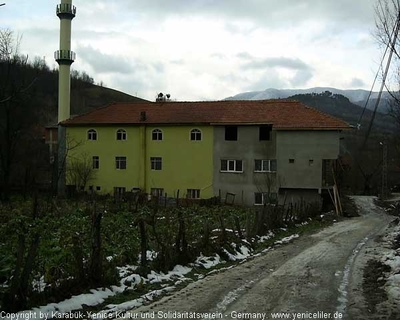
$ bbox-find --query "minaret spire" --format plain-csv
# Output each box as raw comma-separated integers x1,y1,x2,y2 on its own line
55,0,76,122
55,0,76,196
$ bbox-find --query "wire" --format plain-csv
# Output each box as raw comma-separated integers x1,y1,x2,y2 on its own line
361,9,400,150
357,19,397,128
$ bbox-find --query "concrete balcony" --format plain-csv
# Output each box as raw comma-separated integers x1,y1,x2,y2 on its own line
56,3,76,19
54,50,76,64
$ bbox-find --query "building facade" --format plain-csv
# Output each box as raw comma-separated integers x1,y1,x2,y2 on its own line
61,100,349,206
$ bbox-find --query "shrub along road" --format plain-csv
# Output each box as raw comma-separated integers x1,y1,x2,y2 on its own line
126,196,398,319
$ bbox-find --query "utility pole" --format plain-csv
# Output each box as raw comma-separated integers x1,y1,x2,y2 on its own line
381,140,388,200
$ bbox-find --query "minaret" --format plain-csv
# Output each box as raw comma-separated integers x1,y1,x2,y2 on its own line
55,0,76,122
55,0,76,195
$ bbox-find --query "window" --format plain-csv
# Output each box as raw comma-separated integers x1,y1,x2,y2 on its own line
89,186,93,191
225,126,237,141
116,129,127,140
309,159,314,166
96,186,101,191
152,129,163,141
289,159,295,164
221,159,243,172
92,156,99,169
116,156,127,169
187,189,200,199
151,188,164,197
88,129,97,140
114,187,126,196
151,157,162,170
259,125,272,141
190,129,202,141
254,192,278,205
254,159,277,172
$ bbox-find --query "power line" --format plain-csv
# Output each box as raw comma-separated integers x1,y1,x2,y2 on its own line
361,9,400,150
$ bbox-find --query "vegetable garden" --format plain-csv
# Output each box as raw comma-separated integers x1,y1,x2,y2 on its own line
0,193,323,313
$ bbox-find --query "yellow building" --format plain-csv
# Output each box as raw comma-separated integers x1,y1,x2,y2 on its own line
62,100,349,204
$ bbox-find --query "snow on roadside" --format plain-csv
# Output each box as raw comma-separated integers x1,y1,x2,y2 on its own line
274,234,299,245
380,223,400,303
6,229,304,319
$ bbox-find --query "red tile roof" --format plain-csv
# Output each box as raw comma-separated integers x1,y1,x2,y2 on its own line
61,100,350,130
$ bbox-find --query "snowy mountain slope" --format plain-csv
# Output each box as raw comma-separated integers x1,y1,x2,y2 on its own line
225,87,391,112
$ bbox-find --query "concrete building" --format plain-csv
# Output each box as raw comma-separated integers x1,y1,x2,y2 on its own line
61,100,349,206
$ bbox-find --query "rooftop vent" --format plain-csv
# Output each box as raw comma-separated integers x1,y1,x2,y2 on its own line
156,92,171,102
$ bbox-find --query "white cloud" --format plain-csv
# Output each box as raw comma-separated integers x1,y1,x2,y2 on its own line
1,0,382,101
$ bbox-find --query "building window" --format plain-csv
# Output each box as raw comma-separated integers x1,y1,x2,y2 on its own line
225,126,237,141
309,159,314,166
254,192,278,205
92,156,99,169
114,187,126,196
88,129,97,140
289,159,295,164
187,189,200,199
89,186,93,191
96,186,101,191
116,129,127,140
259,125,272,141
151,188,164,197
116,156,127,169
151,157,162,170
152,129,163,141
190,129,202,141
254,159,277,172
221,159,243,172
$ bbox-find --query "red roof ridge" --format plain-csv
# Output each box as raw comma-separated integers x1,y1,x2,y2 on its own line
60,99,351,130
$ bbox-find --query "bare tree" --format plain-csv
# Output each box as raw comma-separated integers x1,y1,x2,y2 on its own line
374,0,400,125
67,152,95,192
0,29,38,200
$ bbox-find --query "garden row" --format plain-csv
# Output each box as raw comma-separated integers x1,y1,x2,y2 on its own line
0,195,321,312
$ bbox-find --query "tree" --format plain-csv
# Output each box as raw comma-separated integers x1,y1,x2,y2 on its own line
375,0,400,126
0,29,40,200
66,153,95,192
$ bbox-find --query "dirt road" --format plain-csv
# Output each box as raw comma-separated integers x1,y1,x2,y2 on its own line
126,196,395,320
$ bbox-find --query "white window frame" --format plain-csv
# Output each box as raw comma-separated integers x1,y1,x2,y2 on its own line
87,129,97,141
254,159,277,172
92,156,99,169
190,129,202,141
187,189,200,199
151,188,164,197
152,129,163,141
114,187,126,196
116,129,127,141
220,159,243,173
254,192,278,205
150,157,162,170
116,156,127,170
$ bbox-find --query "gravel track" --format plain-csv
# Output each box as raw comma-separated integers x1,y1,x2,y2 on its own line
126,196,395,320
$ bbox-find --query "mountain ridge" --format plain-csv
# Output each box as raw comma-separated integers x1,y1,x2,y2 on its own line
225,87,391,112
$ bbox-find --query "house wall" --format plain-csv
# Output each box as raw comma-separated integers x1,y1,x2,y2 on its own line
65,125,214,197
145,125,214,198
276,130,340,190
66,126,141,194
213,125,277,206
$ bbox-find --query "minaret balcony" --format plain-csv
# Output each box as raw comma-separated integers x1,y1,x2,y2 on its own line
54,50,76,64
56,4,76,19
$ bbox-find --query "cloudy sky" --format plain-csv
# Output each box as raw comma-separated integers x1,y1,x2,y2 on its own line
1,0,386,101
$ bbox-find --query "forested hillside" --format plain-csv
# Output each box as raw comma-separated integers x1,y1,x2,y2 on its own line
0,37,146,198
287,91,397,133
